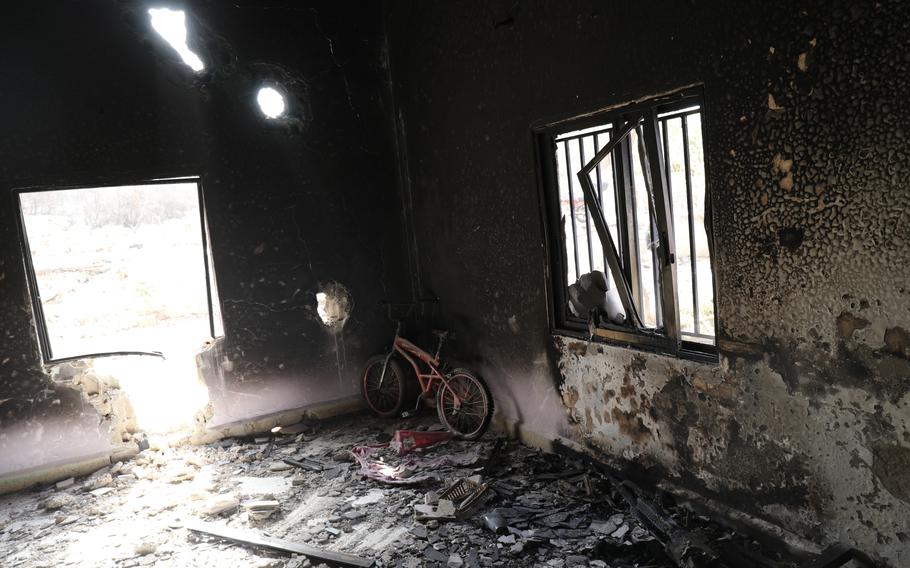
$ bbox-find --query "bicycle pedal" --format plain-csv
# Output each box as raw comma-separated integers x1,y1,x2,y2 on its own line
400,411,415,418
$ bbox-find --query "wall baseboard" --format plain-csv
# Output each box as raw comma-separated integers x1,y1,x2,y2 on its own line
0,395,365,496
0,453,111,496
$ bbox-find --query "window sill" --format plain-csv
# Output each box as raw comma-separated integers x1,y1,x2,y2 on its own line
552,323,718,364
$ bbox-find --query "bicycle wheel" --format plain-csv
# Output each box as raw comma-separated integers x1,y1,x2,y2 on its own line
361,355,417,418
436,369,493,440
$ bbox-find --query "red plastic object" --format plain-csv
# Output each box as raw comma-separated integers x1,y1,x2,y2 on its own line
390,429,455,455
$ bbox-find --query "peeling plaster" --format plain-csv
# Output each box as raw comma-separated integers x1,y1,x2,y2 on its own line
554,334,910,563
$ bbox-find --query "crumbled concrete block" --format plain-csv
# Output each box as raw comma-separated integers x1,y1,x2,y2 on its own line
414,499,456,520
166,466,195,484
243,499,280,520
54,514,78,526
332,450,353,462
185,455,205,468
42,494,74,510
610,524,630,539
198,494,239,517
135,541,156,556
74,373,101,396
351,489,384,507
589,519,618,535
91,473,113,490
343,509,366,520
436,499,456,517
55,477,75,490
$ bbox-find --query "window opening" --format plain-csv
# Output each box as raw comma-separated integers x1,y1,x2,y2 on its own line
539,90,716,356
16,179,223,362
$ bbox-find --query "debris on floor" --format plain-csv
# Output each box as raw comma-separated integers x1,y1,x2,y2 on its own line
390,430,455,455
0,413,830,567
349,443,482,485
437,477,489,519
186,521,373,567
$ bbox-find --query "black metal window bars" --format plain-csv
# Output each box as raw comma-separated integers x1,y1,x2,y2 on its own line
545,92,716,357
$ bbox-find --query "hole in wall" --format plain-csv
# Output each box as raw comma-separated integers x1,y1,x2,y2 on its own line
148,7,205,72
257,86,286,119
17,181,220,436
316,282,352,332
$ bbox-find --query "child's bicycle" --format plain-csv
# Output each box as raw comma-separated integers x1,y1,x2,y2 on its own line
360,300,493,440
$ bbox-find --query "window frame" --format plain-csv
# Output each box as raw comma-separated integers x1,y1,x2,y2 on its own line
13,176,223,364
533,88,718,361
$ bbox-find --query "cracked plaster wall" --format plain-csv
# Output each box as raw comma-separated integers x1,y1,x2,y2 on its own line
387,0,910,565
1,1,409,475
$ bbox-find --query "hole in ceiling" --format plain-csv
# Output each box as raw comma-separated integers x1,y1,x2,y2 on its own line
257,87,286,119
148,7,205,72
316,282,352,331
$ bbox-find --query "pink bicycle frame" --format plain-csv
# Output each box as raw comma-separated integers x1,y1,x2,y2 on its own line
380,323,459,405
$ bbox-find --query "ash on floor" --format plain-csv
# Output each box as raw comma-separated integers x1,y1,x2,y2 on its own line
0,414,807,568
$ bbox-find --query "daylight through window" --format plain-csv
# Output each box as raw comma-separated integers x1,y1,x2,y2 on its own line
17,180,222,361
540,91,715,355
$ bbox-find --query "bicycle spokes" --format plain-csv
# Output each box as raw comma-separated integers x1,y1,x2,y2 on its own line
440,374,487,435
366,362,400,413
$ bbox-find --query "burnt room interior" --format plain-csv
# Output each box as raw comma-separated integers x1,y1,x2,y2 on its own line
0,1,908,567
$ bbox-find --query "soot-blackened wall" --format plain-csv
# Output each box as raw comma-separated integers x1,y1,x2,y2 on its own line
0,1,408,474
388,0,910,564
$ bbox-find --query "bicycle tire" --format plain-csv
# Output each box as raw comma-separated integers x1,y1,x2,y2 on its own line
436,368,493,440
361,354,418,418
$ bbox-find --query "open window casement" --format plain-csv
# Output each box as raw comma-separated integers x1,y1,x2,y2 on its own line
575,111,681,352
538,89,716,358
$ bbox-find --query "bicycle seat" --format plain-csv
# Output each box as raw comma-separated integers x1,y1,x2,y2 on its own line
432,329,450,340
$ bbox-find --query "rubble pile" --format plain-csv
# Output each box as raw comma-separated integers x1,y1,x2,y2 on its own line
0,415,820,568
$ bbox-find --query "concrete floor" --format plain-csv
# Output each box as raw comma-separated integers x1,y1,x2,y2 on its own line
0,413,801,568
